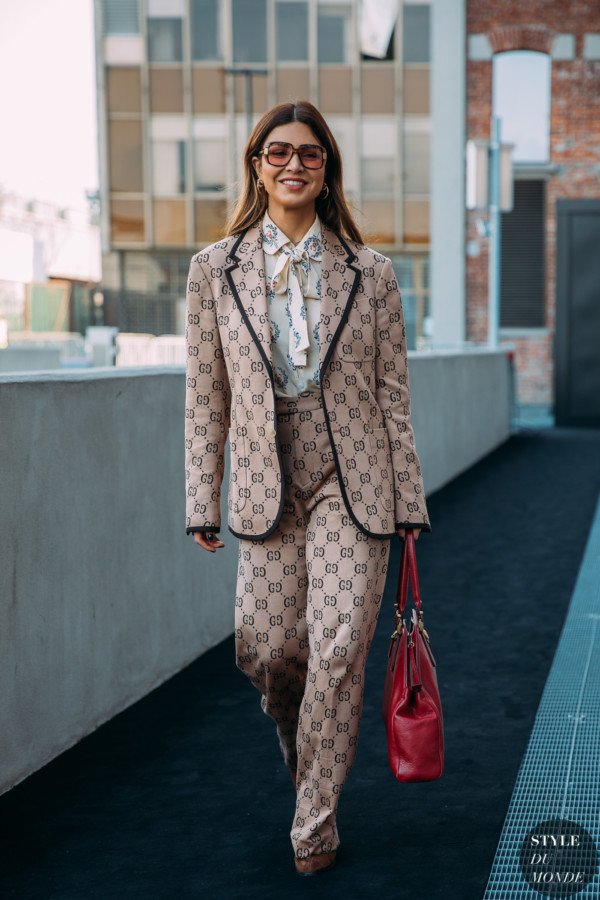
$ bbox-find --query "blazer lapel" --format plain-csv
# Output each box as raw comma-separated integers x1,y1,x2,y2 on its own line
318,224,362,380
224,218,363,386
224,221,274,378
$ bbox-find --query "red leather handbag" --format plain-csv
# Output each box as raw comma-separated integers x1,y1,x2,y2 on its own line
382,531,445,782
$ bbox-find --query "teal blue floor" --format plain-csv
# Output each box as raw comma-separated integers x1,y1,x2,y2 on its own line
513,404,555,430
484,491,600,898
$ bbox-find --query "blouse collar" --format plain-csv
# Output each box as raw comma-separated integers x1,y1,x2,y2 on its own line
261,208,323,256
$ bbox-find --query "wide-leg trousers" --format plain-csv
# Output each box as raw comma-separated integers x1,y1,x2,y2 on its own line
234,389,391,860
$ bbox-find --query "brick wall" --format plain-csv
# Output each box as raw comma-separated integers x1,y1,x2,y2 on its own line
466,2,600,406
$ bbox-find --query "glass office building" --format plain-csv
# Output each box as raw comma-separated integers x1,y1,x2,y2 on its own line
95,0,431,342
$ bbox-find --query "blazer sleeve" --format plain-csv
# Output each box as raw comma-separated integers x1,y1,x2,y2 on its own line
374,256,432,534
185,255,231,534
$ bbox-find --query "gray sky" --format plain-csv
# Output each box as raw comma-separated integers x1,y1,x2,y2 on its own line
0,0,98,212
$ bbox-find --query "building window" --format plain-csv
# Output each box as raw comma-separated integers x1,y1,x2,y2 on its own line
362,158,394,194
195,199,228,243
192,69,226,114
404,129,430,194
194,140,227,191
393,255,430,349
191,0,221,61
111,199,145,242
103,0,139,35
361,118,396,195
108,120,144,193
318,67,353,112
277,1,309,61
361,67,395,113
277,67,310,102
119,252,190,293
403,199,429,244
318,2,353,64
403,67,429,114
149,69,184,113
148,17,183,62
403,4,430,63
362,199,395,244
106,67,142,114
500,180,545,327
152,140,187,195
153,199,187,245
493,51,550,163
232,0,267,62
326,116,358,191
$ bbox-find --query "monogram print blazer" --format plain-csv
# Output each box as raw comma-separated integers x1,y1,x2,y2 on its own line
185,219,432,541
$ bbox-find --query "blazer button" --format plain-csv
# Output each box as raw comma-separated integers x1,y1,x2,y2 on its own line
268,425,276,439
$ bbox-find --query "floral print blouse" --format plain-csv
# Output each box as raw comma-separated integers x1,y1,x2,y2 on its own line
260,208,323,397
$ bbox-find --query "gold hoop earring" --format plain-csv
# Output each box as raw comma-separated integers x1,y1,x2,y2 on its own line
319,183,329,200
256,177,264,190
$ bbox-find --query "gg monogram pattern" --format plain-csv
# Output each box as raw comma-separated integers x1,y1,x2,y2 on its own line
184,219,431,539
235,390,390,859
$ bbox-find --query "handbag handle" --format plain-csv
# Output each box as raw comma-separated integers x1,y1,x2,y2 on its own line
397,531,422,616
391,530,428,642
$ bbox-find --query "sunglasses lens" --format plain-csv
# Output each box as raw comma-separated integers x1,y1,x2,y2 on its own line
300,147,324,168
266,143,324,168
267,143,292,165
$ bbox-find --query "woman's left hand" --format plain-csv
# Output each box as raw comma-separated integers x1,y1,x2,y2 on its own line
397,527,421,540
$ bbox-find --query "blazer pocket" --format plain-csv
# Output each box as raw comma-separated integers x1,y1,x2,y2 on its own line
228,427,248,513
339,355,373,369
368,427,393,512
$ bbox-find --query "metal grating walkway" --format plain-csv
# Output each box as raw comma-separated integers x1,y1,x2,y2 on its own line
484,492,600,898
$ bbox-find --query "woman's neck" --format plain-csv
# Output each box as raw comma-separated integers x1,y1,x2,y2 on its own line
266,203,317,245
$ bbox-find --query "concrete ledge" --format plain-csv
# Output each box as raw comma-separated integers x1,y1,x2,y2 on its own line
0,350,511,794
0,365,178,383
0,367,237,796
408,348,512,494
0,347,62,372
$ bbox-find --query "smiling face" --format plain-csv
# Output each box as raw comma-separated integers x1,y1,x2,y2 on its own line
251,121,326,215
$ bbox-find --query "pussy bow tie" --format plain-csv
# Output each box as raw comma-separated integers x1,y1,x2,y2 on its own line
265,236,323,366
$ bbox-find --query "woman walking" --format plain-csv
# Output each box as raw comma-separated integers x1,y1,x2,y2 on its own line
184,99,431,875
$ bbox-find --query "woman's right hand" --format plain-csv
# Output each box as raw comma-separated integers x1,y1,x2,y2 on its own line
193,532,225,552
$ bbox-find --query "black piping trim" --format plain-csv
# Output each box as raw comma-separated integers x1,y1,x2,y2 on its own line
221,227,431,543
316,234,399,541
224,225,286,541
229,522,397,542
317,235,433,541
225,232,245,264
395,522,432,533
187,525,221,534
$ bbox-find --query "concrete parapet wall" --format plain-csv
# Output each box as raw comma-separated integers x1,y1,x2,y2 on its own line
0,347,62,371
408,348,511,494
0,349,510,794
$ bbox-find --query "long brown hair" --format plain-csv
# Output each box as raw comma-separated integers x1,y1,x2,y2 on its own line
222,99,364,244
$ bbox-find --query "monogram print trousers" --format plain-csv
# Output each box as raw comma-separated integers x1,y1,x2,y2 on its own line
234,389,391,860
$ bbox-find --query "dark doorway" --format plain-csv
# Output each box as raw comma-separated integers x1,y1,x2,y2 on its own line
500,180,546,328
555,199,600,427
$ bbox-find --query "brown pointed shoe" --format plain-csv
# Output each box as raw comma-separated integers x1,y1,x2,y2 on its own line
294,850,337,876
